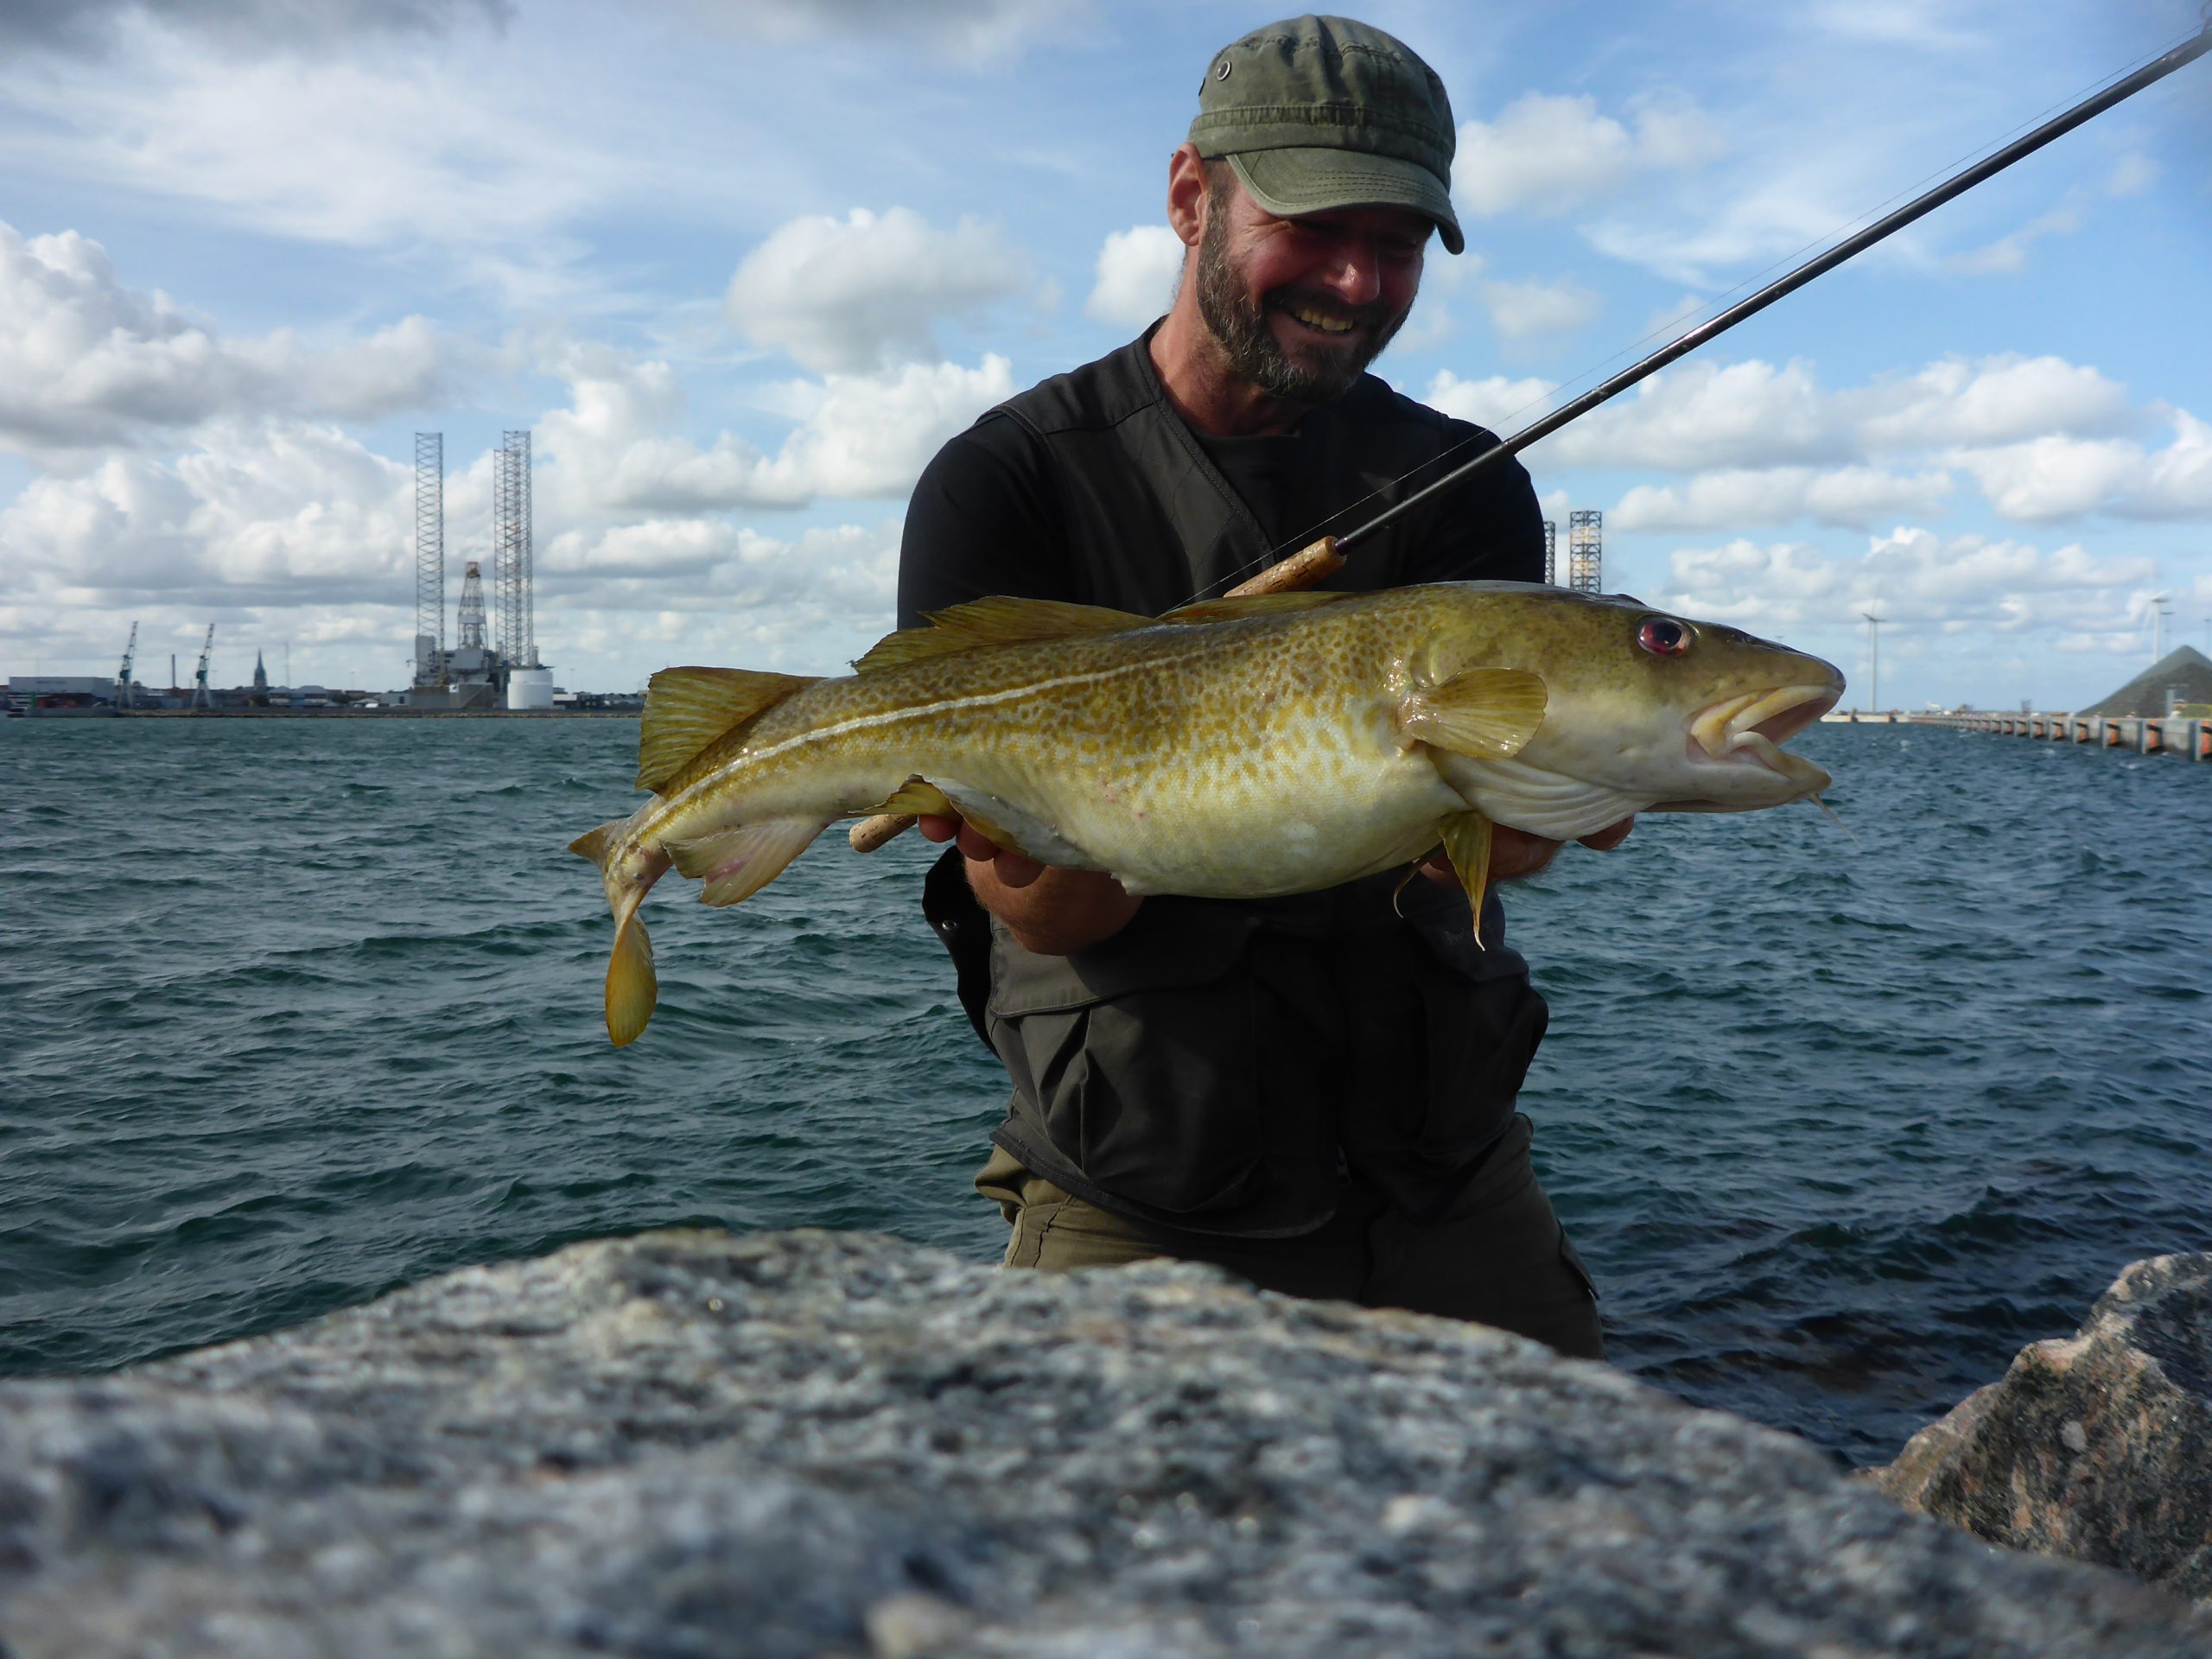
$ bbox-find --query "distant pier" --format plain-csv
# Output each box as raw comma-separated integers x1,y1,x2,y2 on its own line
1914,710,2212,762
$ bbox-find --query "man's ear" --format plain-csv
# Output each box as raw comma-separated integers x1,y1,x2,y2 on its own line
1166,143,1208,250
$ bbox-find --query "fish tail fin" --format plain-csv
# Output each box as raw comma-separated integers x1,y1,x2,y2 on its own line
606,912,658,1047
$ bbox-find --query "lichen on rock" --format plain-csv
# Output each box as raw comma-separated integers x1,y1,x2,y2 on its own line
1,1230,2205,1656
1873,1251,2212,1605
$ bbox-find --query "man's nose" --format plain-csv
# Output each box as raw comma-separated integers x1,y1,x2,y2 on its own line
1319,243,1382,305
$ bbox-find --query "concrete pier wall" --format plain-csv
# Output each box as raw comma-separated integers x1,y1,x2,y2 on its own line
1915,711,2210,760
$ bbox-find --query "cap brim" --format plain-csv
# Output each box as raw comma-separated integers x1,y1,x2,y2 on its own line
1230,149,1464,256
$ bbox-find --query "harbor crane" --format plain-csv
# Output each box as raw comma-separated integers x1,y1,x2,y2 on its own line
115,620,138,709
190,624,216,711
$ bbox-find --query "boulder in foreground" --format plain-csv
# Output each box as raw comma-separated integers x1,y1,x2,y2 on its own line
2,1230,2206,1657
1874,1251,2212,1604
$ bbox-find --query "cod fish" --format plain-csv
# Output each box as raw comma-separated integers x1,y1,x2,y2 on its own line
573,582,1843,1046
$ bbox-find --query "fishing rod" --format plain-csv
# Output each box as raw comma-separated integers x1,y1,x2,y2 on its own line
1228,14,2212,598
850,17,2212,854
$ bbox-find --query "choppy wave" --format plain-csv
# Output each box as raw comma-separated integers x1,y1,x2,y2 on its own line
3,718,2208,1465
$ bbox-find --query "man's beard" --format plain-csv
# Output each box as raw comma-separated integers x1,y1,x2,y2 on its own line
1194,202,1407,405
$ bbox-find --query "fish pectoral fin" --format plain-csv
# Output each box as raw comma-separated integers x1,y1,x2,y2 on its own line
666,817,830,906
1159,591,1351,624
638,667,820,792
852,596,1155,674
868,777,957,820
605,913,658,1046
1402,667,1547,760
1437,810,1495,949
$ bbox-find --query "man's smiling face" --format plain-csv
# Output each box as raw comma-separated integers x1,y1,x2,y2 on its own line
1194,162,1431,405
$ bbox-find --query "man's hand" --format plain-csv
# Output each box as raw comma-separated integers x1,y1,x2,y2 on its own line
1420,817,1635,888
917,813,1143,957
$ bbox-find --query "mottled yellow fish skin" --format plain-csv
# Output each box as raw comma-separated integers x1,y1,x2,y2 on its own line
573,582,1845,1040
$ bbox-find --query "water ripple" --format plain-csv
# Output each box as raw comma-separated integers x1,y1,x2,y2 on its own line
3,718,2209,1466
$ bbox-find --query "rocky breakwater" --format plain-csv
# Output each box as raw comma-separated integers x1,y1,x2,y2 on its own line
1875,1251,2212,1605
3,1230,2205,1658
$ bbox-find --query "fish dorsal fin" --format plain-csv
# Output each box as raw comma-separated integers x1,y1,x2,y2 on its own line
1402,667,1547,759
1160,591,1352,624
853,596,1156,675
638,667,820,792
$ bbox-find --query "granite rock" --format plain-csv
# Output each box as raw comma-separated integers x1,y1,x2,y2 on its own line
1873,1252,2212,1603
2,1230,2205,1657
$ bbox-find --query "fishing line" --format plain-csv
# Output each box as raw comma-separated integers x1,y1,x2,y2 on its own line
1173,17,2212,610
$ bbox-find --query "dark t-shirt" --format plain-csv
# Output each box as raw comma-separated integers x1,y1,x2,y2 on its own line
899,378,1542,625
896,334,1551,1234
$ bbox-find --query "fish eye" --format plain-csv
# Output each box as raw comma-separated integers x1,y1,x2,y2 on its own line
1637,617,1694,657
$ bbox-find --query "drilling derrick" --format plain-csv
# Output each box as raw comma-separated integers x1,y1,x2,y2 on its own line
457,560,486,652
1567,509,1603,594
493,430,536,671
1541,521,1557,586
414,433,446,689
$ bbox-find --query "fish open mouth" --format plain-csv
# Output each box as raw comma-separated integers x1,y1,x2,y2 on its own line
1688,683,1840,774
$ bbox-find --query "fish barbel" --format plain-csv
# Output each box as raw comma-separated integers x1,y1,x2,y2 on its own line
572,583,1844,1046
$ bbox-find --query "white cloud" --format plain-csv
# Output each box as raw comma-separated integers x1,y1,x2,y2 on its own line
0,0,510,58
0,52,623,260
1422,371,1558,433
1453,92,1720,219
1084,225,1185,329
1503,354,2164,527
726,207,1027,374
536,344,1014,516
1847,355,2132,449
1542,359,1838,471
1660,525,2158,639
686,0,1072,60
0,422,410,601
0,222,446,457
1480,276,1601,340
1614,466,1954,531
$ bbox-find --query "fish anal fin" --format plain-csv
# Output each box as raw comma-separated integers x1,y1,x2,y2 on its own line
638,667,819,793
1438,810,1495,949
1160,591,1351,624
667,817,830,907
1403,667,1547,760
606,914,658,1046
853,596,1155,675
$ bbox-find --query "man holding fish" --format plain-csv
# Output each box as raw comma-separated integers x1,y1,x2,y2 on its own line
898,16,1625,1355
572,15,1839,1354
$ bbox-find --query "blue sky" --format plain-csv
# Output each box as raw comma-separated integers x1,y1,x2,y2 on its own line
3,0,2208,709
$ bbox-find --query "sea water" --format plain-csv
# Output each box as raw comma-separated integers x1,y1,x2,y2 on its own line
3,717,2207,1465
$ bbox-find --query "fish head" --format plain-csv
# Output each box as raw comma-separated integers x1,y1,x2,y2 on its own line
1417,584,1845,834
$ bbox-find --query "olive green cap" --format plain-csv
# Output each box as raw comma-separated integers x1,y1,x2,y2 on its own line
1188,15,1463,255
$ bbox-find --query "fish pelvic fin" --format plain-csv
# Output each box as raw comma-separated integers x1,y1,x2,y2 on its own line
852,596,1155,675
1438,810,1495,949
606,912,658,1046
638,667,821,793
1403,667,1547,760
666,816,831,907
